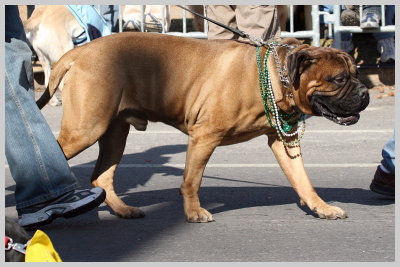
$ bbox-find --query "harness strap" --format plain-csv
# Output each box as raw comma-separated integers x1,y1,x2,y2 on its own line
72,30,87,45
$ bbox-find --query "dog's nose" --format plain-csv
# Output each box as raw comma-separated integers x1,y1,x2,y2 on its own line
358,86,370,109
358,86,369,100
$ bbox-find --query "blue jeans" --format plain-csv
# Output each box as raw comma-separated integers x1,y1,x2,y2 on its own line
5,6,79,211
380,132,395,175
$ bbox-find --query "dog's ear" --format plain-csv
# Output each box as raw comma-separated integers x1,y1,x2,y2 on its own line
287,50,315,89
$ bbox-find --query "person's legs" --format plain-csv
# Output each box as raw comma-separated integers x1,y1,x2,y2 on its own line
206,5,237,40
340,32,354,53
5,6,105,227
380,133,395,175
372,5,395,63
235,5,281,42
370,133,395,196
5,5,80,210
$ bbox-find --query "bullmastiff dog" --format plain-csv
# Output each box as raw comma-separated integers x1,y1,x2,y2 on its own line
37,32,369,222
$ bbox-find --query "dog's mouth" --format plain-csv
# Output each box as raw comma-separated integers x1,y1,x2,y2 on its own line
312,100,360,126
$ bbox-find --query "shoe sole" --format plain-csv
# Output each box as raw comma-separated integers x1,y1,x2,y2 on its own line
19,188,106,228
370,182,395,197
360,22,379,29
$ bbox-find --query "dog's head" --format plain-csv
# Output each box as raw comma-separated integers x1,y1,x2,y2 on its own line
287,44,369,126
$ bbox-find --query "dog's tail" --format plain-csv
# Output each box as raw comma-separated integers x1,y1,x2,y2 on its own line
36,48,79,109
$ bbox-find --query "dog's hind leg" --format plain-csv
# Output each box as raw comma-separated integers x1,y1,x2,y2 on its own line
91,118,145,219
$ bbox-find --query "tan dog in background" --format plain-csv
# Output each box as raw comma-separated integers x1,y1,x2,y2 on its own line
24,5,84,106
37,33,369,222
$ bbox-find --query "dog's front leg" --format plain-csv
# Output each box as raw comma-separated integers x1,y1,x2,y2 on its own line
268,136,347,219
180,133,220,223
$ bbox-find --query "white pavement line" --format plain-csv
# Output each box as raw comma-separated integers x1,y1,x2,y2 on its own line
63,163,379,168
50,129,393,135
306,129,393,133
4,163,378,169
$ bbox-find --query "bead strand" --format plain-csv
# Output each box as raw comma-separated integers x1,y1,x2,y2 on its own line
256,45,306,147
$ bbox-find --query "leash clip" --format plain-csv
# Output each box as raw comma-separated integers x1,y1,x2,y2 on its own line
246,34,264,46
5,236,28,255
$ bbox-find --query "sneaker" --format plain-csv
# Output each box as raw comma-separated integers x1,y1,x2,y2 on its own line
18,187,106,228
341,8,360,26
377,37,395,63
360,12,380,29
370,166,395,196
341,39,354,53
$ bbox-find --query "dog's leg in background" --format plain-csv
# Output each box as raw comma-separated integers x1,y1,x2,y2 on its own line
34,49,60,106
180,129,222,222
268,136,347,219
91,118,145,218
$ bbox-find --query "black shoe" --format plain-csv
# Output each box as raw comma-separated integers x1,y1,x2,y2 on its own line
370,166,395,197
18,187,106,228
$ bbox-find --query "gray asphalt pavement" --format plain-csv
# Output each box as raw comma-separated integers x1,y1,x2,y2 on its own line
5,88,395,262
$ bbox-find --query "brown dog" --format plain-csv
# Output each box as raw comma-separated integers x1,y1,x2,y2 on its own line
37,33,369,222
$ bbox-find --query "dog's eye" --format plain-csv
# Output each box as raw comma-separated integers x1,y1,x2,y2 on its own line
334,77,347,85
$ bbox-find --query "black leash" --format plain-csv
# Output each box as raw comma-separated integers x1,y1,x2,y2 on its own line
177,5,295,48
177,5,248,40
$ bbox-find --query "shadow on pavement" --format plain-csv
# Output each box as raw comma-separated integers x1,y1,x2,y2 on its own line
4,144,394,261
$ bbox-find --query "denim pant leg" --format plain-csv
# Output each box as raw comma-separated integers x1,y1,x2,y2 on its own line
5,6,79,211
380,133,395,175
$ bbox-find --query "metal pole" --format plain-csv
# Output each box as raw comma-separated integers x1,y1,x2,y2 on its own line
119,5,123,32
182,5,187,33
381,5,386,26
312,5,320,47
204,5,208,36
140,5,145,32
290,5,294,33
332,5,341,49
161,5,166,33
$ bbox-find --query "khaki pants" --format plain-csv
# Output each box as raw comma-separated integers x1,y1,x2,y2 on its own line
206,5,281,42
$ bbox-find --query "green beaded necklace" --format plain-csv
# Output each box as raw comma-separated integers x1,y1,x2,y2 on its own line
256,45,306,147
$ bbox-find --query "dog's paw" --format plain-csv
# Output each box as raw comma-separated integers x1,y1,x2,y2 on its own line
49,97,62,107
116,206,145,219
185,207,214,223
314,204,347,219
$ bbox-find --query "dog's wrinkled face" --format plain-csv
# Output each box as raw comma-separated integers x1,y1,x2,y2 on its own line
287,45,369,125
